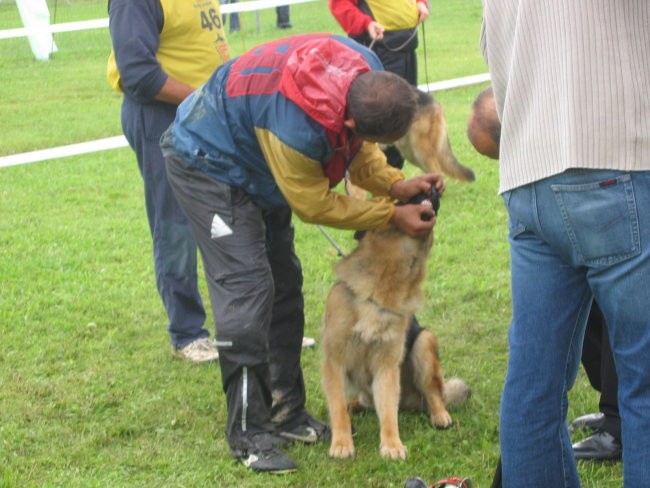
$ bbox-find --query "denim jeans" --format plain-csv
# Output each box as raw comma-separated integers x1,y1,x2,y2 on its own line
500,169,650,487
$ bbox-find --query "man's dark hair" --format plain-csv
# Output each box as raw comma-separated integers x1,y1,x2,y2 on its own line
346,71,419,140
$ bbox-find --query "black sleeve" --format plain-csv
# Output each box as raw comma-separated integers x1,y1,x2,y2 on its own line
108,0,168,102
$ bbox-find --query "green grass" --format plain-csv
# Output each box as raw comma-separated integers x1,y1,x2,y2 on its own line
0,1,622,486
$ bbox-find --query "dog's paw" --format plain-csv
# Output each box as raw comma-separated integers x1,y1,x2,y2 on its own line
329,440,355,459
430,410,453,429
380,441,407,460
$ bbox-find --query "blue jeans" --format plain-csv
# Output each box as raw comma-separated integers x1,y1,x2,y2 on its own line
121,97,209,349
500,169,650,487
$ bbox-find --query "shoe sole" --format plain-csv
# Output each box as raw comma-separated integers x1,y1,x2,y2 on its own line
262,467,297,475
277,427,331,444
172,350,219,364
242,456,297,474
243,462,297,475
277,432,318,444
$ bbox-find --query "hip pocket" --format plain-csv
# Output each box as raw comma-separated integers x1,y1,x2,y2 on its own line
551,174,640,265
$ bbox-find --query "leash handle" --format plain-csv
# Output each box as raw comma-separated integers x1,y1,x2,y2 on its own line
372,27,418,53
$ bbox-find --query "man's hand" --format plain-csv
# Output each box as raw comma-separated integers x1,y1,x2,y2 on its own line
367,21,384,40
417,2,430,23
391,204,435,237
388,173,445,202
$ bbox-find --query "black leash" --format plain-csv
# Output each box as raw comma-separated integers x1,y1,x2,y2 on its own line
317,226,347,258
420,21,430,89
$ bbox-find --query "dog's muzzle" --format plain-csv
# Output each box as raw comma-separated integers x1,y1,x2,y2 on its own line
398,187,441,220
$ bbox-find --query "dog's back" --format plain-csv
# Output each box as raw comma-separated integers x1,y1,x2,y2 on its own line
396,90,476,182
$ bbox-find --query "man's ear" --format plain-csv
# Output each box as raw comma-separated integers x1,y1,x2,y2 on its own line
344,119,356,130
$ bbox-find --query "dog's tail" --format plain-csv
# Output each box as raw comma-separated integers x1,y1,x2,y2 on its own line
443,377,472,408
439,143,476,182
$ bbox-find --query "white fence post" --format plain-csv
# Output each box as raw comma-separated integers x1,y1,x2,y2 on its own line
14,0,58,60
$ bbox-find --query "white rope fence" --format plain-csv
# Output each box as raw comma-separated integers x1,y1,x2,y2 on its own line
0,0,316,40
0,0,490,169
0,73,490,169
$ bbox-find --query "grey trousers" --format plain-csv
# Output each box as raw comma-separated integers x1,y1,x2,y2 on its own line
164,142,308,454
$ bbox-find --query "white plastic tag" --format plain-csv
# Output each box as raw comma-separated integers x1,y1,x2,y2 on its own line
211,214,233,238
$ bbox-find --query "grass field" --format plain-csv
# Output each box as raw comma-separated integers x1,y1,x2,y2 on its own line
0,1,623,486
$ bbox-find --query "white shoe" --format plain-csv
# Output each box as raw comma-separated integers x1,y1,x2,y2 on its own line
302,336,316,348
173,338,219,364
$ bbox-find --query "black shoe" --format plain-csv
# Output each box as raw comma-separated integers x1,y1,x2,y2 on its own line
404,477,428,488
235,433,297,474
573,431,622,461
276,413,331,444
570,412,605,432
241,447,297,474
277,22,292,29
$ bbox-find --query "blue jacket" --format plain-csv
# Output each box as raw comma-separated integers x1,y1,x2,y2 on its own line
167,33,404,230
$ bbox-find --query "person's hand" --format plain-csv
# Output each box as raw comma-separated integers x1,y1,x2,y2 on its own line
388,173,445,203
417,2,430,23
367,21,384,40
391,204,435,237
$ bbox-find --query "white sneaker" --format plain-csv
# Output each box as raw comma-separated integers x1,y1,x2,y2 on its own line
302,336,316,348
173,338,219,364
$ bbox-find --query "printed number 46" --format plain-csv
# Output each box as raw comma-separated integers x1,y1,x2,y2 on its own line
201,8,223,30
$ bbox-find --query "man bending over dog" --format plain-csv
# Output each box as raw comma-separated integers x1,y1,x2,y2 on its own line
161,33,445,474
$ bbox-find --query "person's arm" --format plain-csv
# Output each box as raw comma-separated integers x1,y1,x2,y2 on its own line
346,141,403,196
109,0,191,103
260,133,437,236
154,77,195,105
328,0,373,37
259,131,396,230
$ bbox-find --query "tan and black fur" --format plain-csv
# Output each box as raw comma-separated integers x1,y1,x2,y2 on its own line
321,221,470,460
393,90,475,182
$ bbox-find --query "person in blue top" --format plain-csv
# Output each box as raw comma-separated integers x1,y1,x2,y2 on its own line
161,33,445,473
107,0,230,363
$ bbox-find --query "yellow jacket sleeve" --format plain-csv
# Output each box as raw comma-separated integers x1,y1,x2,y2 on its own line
256,129,403,230
347,141,405,196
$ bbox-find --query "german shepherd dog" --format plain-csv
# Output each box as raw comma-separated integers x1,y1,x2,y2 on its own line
321,190,470,460
394,89,475,182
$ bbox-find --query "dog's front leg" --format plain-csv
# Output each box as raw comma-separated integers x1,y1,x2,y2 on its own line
373,366,407,460
322,358,355,458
